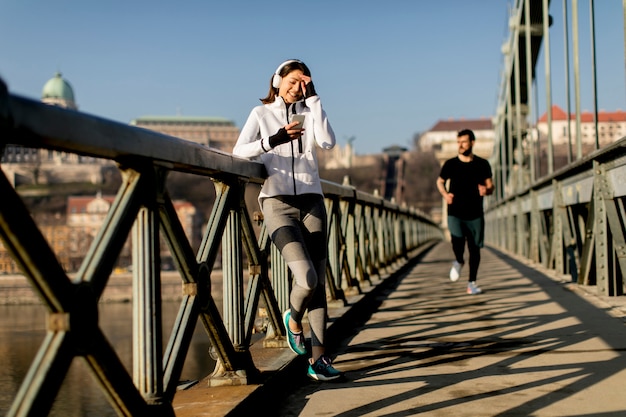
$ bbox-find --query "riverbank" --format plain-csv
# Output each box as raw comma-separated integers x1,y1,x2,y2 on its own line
0,270,223,305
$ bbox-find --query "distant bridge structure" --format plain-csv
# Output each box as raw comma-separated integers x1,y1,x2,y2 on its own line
485,0,626,297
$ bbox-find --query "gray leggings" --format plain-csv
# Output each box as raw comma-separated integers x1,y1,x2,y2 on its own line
262,194,328,348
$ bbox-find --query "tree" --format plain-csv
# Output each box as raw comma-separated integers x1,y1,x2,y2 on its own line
402,149,441,214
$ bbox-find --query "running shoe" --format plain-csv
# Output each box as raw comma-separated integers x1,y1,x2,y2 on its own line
283,310,307,355
450,261,463,282
467,281,482,295
307,355,342,381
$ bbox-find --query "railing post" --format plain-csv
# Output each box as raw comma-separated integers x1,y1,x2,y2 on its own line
326,197,342,292
222,193,245,350
345,196,359,292
271,242,290,314
593,161,610,295
132,171,164,403
549,180,565,273
355,203,371,284
363,204,379,278
529,190,542,263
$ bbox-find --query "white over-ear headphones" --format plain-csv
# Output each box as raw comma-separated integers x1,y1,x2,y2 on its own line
272,59,303,89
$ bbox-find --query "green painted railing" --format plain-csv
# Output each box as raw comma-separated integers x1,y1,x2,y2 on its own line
484,137,626,296
0,79,442,416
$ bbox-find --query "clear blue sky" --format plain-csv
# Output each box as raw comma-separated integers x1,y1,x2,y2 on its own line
1,1,623,155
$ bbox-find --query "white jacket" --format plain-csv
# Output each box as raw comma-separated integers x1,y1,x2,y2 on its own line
233,95,335,199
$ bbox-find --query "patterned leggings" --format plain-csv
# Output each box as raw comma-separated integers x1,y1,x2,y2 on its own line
262,194,328,348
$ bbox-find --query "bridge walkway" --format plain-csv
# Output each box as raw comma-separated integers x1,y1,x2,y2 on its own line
176,241,626,416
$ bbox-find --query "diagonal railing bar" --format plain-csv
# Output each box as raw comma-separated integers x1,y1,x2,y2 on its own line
578,192,596,286
0,84,443,414
0,169,73,311
75,165,147,295
213,177,260,383
254,222,285,337
156,175,205,397
194,180,250,375
196,180,231,268
237,190,282,347
361,204,379,278
256,229,285,339
8,332,74,417
201,179,260,381
485,138,626,296
342,193,360,291
253,220,291,340
379,208,392,268
162,294,200,397
324,195,346,302
156,173,200,285
84,329,154,417
548,180,565,273
352,203,369,284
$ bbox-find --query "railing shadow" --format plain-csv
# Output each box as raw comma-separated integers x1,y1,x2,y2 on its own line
268,243,626,416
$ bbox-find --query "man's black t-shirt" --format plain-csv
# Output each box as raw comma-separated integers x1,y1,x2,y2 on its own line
439,155,492,220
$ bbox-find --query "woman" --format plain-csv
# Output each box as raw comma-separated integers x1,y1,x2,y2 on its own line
233,59,340,381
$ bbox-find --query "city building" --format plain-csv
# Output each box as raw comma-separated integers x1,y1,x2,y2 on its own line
1,71,114,186
41,71,77,109
534,105,626,149
0,193,198,274
67,193,199,271
130,115,240,152
418,117,495,164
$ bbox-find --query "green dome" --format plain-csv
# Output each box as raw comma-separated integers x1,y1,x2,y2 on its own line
42,72,75,102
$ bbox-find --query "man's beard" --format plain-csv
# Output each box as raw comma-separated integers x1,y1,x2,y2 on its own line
461,147,472,157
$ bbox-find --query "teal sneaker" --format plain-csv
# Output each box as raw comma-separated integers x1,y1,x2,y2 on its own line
282,310,307,355
307,355,342,381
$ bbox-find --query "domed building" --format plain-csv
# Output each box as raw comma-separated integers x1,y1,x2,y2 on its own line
1,71,114,186
41,72,77,110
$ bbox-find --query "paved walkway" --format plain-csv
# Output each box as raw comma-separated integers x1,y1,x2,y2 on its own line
175,242,626,417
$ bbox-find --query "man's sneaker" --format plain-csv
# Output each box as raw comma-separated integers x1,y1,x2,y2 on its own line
307,355,342,381
450,261,463,282
283,310,307,355
467,281,482,295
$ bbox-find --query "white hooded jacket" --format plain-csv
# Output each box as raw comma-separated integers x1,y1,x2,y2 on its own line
233,95,335,199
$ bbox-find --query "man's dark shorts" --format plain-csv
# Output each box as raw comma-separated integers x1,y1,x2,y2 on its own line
447,215,484,248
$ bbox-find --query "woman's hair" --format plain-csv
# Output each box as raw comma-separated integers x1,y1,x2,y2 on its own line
260,60,311,104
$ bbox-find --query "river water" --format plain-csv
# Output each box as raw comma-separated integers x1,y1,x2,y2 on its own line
0,301,216,416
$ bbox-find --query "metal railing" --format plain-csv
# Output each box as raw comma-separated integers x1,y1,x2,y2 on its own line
485,137,626,296
485,0,626,297
0,80,443,416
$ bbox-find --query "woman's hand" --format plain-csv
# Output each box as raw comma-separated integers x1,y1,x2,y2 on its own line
268,122,304,148
299,75,311,89
299,75,317,98
285,121,305,139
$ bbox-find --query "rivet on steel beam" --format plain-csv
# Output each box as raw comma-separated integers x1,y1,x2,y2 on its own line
249,264,261,276
183,282,198,296
48,312,70,331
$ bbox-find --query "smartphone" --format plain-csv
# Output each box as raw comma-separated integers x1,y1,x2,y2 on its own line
291,114,305,130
